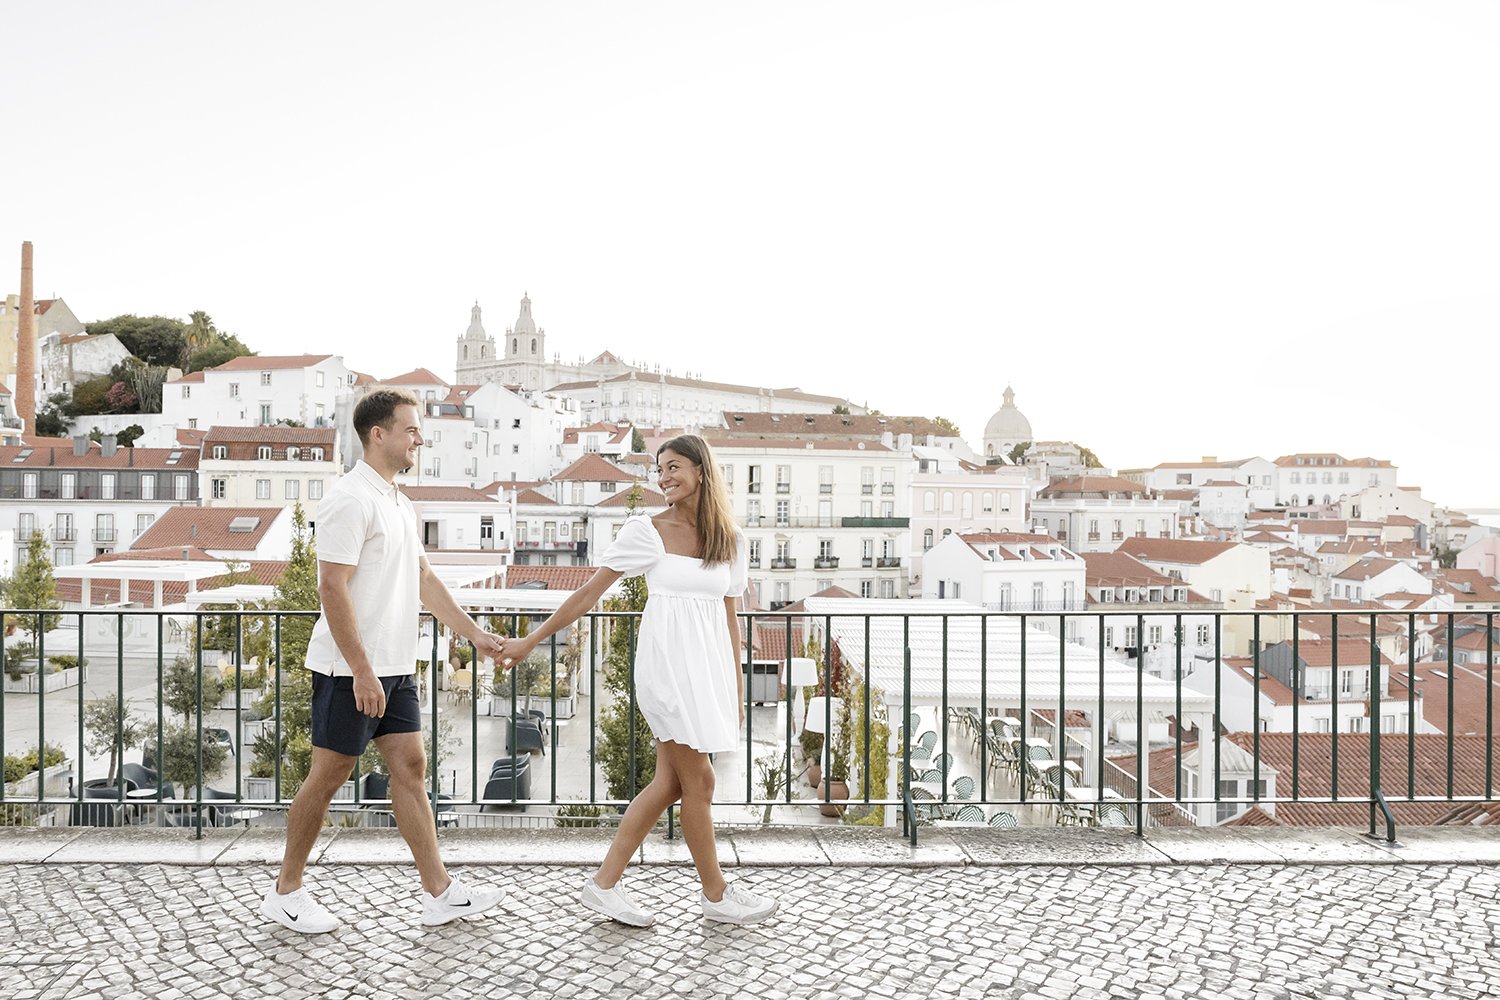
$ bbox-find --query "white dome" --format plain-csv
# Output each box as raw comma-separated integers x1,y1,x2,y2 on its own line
983,386,1032,452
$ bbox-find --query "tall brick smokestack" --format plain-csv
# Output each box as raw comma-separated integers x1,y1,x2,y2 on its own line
16,241,37,437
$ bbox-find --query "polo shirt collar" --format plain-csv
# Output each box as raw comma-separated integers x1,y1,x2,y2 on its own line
352,460,399,498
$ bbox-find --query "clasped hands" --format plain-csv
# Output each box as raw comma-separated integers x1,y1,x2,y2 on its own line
465,630,534,671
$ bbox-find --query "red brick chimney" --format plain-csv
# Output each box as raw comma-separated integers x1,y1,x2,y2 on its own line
15,241,37,437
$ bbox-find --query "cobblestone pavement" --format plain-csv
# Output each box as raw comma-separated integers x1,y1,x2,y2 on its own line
1,859,1497,1000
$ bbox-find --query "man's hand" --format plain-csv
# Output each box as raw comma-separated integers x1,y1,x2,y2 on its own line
495,635,536,670
353,671,386,718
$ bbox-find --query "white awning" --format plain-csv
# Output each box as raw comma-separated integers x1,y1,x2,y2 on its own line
52,560,237,583
802,597,1215,717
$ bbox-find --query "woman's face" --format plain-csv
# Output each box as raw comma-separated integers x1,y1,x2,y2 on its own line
655,448,701,507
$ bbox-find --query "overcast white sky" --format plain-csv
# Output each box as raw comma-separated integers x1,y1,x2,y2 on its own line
3,2,1497,508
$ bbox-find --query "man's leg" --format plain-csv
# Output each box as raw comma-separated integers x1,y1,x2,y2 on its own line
275,746,358,893
376,731,449,897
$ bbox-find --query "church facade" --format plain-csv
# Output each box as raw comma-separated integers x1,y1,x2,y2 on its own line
453,294,633,391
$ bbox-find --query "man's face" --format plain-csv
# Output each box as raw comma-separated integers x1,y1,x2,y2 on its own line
374,404,424,469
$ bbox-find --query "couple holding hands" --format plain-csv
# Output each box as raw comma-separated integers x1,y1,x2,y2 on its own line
260,389,775,934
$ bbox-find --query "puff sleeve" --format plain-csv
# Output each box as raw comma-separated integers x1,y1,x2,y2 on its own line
601,516,662,576
725,529,749,598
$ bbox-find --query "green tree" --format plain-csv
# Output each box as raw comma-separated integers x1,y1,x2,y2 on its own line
116,424,146,448
86,314,187,368
1437,547,1459,569
158,721,229,789
931,416,961,436
35,393,70,437
1072,443,1103,469
274,503,320,670
630,427,646,453
832,404,850,415
4,532,61,646
65,376,113,417
596,484,656,799
112,358,171,414
1007,441,1032,465
162,654,226,721
83,698,147,781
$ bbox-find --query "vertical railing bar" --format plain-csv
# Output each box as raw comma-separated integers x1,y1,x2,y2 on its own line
430,618,440,818
77,612,85,811
549,631,558,803
38,612,48,809
783,614,792,807
863,615,871,806
627,616,638,801
1019,613,1027,807
1407,612,1416,799
1097,612,1105,810
904,617,914,846
979,613,988,804
0,612,6,807
1174,613,1182,803
1056,612,1065,818
508,615,517,806
1446,614,1455,800
472,626,480,805
273,615,282,805
939,614,948,804
1292,613,1300,800
157,615,166,804
1369,613,1381,834
1214,611,1221,808
589,614,598,805
743,610,752,804
1331,615,1340,803
1135,612,1144,837
1487,612,1494,800
1253,615,1261,805
194,615,203,838
234,614,243,805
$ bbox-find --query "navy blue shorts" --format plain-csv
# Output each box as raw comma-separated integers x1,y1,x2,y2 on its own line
310,673,421,757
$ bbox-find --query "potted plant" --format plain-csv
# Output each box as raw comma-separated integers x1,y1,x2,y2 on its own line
799,728,824,789
814,683,854,817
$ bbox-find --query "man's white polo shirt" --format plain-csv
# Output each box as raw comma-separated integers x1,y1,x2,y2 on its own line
305,460,421,677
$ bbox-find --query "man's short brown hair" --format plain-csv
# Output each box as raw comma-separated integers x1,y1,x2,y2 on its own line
354,387,421,446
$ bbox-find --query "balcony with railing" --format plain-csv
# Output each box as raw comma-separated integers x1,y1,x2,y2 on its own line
876,556,901,568
2,605,1482,853
814,556,839,569
770,557,797,570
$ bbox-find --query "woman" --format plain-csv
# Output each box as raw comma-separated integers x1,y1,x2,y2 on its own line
496,434,777,926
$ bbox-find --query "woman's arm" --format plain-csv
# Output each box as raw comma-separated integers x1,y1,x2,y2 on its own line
497,567,623,667
725,595,744,726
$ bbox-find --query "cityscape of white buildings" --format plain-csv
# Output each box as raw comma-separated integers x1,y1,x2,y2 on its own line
5,280,1500,827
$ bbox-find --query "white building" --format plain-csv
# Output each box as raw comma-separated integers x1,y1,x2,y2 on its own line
0,436,201,567
401,485,511,571
1343,485,1433,529
38,330,133,401
909,448,1030,588
1115,537,1272,656
1030,475,1179,553
453,296,636,392
712,437,910,607
980,385,1031,461
1458,535,1500,579
1197,480,1253,532
560,422,633,465
1274,453,1397,508
1079,552,1223,679
162,354,354,433
548,369,860,433
1136,457,1277,510
1329,556,1432,603
200,426,339,519
920,531,1085,612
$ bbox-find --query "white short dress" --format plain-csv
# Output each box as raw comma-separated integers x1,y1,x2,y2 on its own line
601,516,748,754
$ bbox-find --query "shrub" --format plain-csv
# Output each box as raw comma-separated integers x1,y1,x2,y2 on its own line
46,654,87,671
3,743,67,783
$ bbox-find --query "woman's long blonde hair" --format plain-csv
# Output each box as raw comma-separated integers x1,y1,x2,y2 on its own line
657,434,738,565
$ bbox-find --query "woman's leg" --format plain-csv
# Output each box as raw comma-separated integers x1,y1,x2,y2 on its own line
657,740,726,901
594,742,682,889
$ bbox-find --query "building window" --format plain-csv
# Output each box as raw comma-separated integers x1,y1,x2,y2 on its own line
212,446,228,460
1149,625,1163,644
860,580,873,598
174,474,190,500
1197,624,1211,644
182,385,191,399
287,447,301,461
879,579,895,599
22,473,38,499
211,478,227,500
311,447,325,462
230,383,240,398
260,371,272,386
61,473,76,499
101,473,116,500
256,479,271,500
748,539,761,567
257,446,272,461
286,479,300,500
1104,627,1114,646
308,479,324,500
775,500,789,527
141,475,155,501
982,493,994,513
260,404,272,424
923,491,935,513
54,547,73,566
316,371,325,388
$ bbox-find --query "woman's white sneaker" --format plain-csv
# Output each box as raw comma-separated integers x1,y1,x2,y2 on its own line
580,876,655,927
421,876,506,926
260,884,339,934
701,882,777,924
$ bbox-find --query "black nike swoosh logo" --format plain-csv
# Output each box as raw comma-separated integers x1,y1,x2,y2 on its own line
451,900,471,908
283,909,299,922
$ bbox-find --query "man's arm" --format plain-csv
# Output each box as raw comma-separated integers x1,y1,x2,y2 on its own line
418,555,489,649
496,567,622,667
318,560,387,718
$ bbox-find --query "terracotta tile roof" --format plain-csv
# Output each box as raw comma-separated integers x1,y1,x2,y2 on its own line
132,506,283,552
719,412,951,438
210,354,334,371
1201,480,1247,488
1244,531,1286,543
202,426,336,447
1296,519,1348,536
1223,656,1297,706
961,531,1056,546
553,453,639,483
166,371,206,384
383,367,449,385
563,422,632,444
594,487,667,508
1128,732,1499,827
1031,708,1092,728
1393,660,1496,737
701,437,895,452
1273,454,1394,468
1037,476,1145,498
1333,558,1403,582
1271,638,1392,668
1116,538,1238,565
1161,489,1196,501
1384,515,1421,527
1151,459,1254,470
1082,551,1184,589
514,488,560,506
34,298,56,315
1434,570,1500,604
780,585,860,612
176,428,207,446
505,565,600,591
479,480,543,496
545,371,852,407
0,444,200,470
401,486,498,503
1317,540,1379,556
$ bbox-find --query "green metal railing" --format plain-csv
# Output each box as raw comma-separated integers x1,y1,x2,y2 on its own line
2,607,1494,845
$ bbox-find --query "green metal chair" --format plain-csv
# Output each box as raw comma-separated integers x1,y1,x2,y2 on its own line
989,810,1019,828
951,775,977,800
951,804,986,824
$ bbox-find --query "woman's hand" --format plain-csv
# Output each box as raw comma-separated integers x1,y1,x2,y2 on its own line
495,635,536,670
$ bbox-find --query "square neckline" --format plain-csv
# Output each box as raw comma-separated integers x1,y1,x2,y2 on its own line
644,516,703,561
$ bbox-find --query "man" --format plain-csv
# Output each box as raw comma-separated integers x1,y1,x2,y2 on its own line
261,387,507,933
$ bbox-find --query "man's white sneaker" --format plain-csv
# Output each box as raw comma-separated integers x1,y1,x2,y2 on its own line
580,876,654,927
701,882,777,925
260,883,339,934
421,876,506,926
